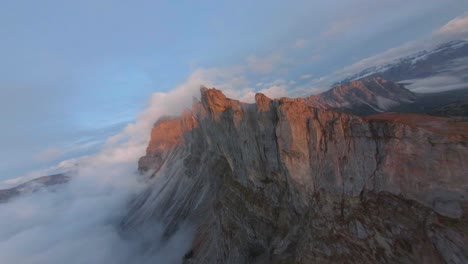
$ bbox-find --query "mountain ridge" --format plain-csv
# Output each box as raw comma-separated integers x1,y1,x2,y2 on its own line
0,173,70,203
308,75,468,117
123,87,468,263
307,77,416,115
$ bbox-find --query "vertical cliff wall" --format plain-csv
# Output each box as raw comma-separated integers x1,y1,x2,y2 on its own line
121,88,468,263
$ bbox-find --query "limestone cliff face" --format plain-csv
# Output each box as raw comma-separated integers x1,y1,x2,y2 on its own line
122,88,468,263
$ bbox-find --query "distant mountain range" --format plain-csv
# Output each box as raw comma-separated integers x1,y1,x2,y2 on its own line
308,77,416,115
0,173,70,203
338,40,468,84
308,76,468,117
309,40,468,117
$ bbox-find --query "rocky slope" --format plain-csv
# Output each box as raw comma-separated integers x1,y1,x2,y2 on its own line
309,76,468,117
307,77,416,115
122,88,468,263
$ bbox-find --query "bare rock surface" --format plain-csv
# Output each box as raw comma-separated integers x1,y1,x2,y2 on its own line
123,88,468,263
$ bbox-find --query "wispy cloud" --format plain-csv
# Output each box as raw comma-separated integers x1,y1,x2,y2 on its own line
403,75,468,93
435,13,468,39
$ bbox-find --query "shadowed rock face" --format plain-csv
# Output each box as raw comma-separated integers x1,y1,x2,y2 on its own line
123,88,468,263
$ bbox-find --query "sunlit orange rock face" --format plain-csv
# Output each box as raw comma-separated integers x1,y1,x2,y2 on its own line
132,88,468,263
138,112,198,173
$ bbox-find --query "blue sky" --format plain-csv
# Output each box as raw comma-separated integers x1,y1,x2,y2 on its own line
1,0,468,180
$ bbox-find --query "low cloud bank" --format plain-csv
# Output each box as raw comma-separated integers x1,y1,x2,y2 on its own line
403,75,468,93
0,72,213,263
0,160,195,264
402,56,468,93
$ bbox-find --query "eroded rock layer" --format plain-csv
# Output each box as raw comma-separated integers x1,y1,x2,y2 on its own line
122,88,468,263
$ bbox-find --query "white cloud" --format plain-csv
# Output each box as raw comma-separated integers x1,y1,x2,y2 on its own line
0,156,195,264
435,13,468,40
402,75,468,93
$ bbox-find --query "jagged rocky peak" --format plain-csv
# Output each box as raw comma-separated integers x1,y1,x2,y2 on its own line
254,92,272,111
130,87,468,263
200,86,231,111
138,112,198,173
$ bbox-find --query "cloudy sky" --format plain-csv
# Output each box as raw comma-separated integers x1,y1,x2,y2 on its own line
1,0,468,181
